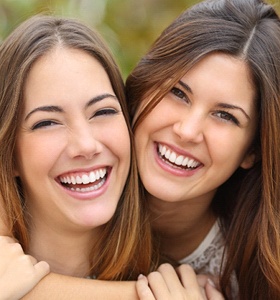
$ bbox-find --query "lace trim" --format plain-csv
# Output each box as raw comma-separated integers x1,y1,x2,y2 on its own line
179,220,224,275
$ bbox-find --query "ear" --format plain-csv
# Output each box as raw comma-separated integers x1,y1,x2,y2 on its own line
240,151,256,169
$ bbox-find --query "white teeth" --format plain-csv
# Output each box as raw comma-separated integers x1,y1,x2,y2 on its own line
158,144,200,169
187,159,194,168
76,176,82,184
175,155,184,165
169,152,176,163
160,145,167,155
89,171,96,182
82,174,90,184
70,176,76,184
165,149,171,159
60,168,107,185
70,178,106,192
182,157,189,166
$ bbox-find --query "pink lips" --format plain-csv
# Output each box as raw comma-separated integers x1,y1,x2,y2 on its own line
57,167,111,200
155,142,202,177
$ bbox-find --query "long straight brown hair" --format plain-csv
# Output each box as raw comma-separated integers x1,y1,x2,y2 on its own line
0,15,154,280
126,0,280,298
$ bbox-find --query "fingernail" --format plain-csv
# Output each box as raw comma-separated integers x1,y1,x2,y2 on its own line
138,274,144,279
207,278,216,288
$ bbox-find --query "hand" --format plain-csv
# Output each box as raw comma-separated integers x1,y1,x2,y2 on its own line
136,263,224,300
0,236,50,300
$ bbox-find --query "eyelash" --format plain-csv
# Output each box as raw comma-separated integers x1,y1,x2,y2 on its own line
92,108,118,117
171,87,189,103
32,120,58,130
214,111,240,125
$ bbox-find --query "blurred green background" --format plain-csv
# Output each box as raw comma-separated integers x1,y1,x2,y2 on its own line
0,0,200,78
0,0,279,79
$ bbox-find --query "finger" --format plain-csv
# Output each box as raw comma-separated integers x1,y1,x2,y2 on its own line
33,261,50,280
156,263,184,292
136,274,155,300
197,274,209,288
205,281,225,300
147,270,171,299
27,255,38,265
176,264,200,289
197,274,219,289
177,264,208,299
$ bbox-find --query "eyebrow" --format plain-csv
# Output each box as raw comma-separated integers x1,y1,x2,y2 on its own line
216,103,250,120
178,80,193,94
178,80,250,120
24,93,117,121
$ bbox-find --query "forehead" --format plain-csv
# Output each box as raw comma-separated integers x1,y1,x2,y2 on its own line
23,47,114,107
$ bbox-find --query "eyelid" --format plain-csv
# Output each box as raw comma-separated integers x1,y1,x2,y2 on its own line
214,110,240,125
171,86,189,102
93,107,118,117
31,119,59,130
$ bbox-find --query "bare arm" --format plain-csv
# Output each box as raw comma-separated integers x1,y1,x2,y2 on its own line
22,275,139,300
0,208,139,300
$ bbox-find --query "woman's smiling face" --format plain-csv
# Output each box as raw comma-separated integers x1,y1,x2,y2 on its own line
134,53,258,204
15,47,130,232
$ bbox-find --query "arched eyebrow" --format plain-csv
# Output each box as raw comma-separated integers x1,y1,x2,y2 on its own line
24,93,117,121
178,80,250,121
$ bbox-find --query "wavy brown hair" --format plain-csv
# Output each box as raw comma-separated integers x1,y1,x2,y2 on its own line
126,0,280,298
0,15,154,280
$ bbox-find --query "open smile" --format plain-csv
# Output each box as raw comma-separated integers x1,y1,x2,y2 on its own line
58,168,109,193
157,143,201,170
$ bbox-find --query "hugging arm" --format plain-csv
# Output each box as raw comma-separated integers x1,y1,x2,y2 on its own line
0,219,138,300
22,275,138,300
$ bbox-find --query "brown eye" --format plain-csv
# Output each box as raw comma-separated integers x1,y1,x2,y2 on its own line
215,111,239,125
171,87,190,103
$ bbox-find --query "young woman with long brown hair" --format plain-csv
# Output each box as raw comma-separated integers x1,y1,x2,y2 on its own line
0,14,154,299
127,0,280,298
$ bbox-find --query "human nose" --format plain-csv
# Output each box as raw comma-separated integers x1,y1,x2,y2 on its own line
173,111,204,143
67,123,102,159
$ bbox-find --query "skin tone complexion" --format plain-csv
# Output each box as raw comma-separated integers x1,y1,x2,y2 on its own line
14,47,130,277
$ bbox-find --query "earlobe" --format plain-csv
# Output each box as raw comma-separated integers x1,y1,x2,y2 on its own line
240,152,256,169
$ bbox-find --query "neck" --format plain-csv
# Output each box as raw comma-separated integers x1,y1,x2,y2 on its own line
148,192,216,261
28,220,100,277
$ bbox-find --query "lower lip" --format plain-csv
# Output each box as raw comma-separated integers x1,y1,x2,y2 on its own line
58,170,111,201
154,143,201,177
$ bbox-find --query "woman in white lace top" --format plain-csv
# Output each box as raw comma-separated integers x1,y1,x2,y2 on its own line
126,0,280,299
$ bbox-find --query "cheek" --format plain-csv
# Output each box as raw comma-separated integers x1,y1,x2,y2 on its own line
209,129,252,167
108,121,131,165
15,135,63,178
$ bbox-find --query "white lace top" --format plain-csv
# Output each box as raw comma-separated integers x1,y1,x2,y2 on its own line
179,220,238,299
179,220,224,275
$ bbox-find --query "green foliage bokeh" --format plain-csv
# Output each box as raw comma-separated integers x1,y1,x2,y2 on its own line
1,0,279,78
0,0,199,78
